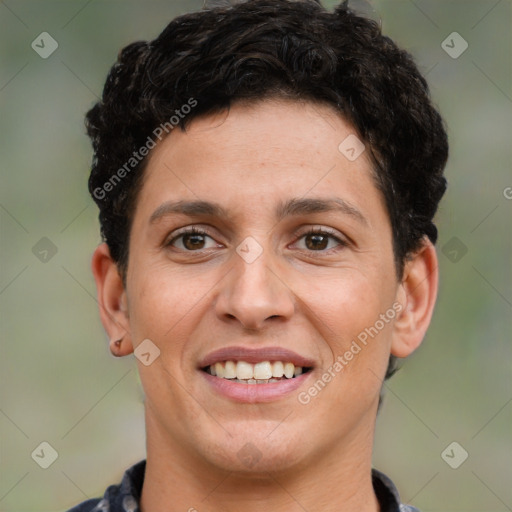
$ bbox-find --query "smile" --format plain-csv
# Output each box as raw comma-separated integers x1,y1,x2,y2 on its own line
203,360,312,383
199,346,315,402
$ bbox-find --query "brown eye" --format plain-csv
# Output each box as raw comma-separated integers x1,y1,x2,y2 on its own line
295,228,347,252
305,233,329,250
167,228,220,251
182,233,207,250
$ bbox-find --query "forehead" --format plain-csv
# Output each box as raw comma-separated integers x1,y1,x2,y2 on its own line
132,98,385,226
171,98,358,162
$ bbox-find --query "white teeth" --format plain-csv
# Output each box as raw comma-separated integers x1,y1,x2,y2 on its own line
206,360,307,381
224,360,237,379
231,378,282,384
254,361,273,380
284,362,295,379
236,361,254,380
272,361,284,378
215,362,225,378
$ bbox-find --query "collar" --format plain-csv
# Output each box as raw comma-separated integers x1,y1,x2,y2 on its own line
68,460,420,512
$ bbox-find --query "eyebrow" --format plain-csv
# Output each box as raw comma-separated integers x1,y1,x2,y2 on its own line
149,197,368,225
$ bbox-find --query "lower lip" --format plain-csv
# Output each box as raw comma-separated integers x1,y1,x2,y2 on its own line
200,370,312,403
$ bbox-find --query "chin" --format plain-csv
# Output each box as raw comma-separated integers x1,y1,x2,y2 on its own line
203,430,308,475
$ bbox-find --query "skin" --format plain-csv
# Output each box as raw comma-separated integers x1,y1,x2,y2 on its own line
92,98,438,512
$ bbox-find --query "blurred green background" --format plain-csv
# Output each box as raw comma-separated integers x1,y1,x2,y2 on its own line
1,1,511,511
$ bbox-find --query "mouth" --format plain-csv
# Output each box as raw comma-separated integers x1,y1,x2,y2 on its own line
198,346,315,402
201,360,313,384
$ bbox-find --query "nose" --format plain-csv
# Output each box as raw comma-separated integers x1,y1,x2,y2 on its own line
214,243,295,331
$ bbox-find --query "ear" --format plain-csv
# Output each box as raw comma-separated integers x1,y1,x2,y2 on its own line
91,243,134,357
391,238,439,358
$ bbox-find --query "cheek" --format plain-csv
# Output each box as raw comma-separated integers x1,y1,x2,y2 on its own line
127,267,185,341
301,269,396,381
303,268,392,334
127,264,216,355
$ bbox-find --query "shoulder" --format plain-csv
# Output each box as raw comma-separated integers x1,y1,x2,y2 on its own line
372,468,422,512
64,460,146,512
65,498,105,511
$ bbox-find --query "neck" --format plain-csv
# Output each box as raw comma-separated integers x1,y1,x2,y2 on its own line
140,410,381,512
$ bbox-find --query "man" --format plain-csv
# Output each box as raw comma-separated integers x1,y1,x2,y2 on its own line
69,0,448,510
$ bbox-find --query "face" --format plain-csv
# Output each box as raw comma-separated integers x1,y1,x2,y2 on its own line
96,99,432,475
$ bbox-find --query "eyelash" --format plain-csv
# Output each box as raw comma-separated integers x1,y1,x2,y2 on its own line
166,226,347,253
299,227,348,252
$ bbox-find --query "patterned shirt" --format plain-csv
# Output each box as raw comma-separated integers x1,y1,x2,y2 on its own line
66,460,420,512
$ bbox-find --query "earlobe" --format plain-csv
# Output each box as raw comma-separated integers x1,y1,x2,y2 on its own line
391,238,439,358
109,335,133,357
91,243,134,357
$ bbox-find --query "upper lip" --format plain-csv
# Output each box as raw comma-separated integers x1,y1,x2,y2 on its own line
199,346,315,368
